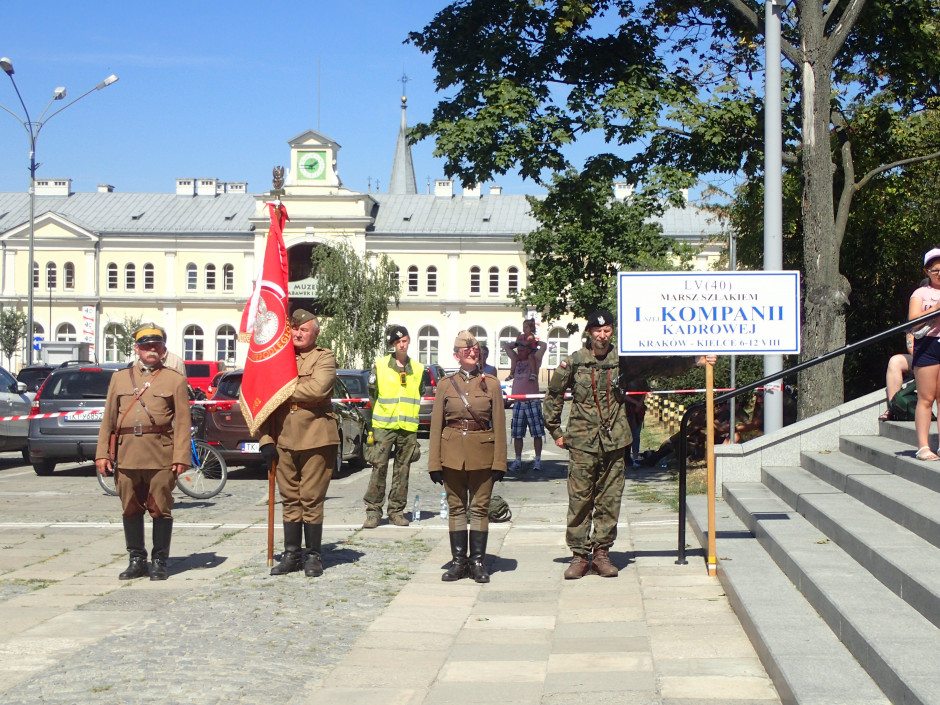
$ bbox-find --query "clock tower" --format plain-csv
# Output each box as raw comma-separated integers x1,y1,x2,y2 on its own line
286,130,342,189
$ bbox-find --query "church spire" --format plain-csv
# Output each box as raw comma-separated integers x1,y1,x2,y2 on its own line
388,72,417,195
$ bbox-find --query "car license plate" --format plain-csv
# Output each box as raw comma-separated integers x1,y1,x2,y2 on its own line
66,410,103,422
241,442,259,453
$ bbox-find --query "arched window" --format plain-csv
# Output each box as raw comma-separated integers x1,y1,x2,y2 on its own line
547,327,570,368
488,266,500,294
418,325,439,365
45,262,56,290
223,264,234,292
215,325,237,364
407,265,419,294
107,263,118,291
183,325,204,360
507,266,519,294
144,263,155,292
427,265,437,294
389,264,400,292
104,323,124,362
64,262,75,290
186,263,198,291
32,322,44,337
470,266,481,295
56,323,77,342
498,326,521,367
125,263,136,291
205,263,216,291
32,261,39,290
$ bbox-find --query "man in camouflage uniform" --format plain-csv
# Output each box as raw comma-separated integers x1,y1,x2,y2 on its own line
362,325,422,528
543,309,715,579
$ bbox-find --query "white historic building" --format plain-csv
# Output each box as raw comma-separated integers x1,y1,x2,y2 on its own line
0,99,726,377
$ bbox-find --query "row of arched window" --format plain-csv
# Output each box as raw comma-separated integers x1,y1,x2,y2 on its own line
389,265,520,296
34,262,237,293
408,324,570,368
102,322,238,364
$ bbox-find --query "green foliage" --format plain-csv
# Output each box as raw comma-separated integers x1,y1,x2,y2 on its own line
517,170,694,329
309,242,401,368
116,314,145,361
0,307,27,367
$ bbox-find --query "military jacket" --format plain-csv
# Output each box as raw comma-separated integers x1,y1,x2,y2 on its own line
260,346,340,451
428,369,507,472
95,363,192,469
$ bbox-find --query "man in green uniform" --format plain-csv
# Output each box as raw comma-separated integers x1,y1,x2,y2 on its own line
543,309,715,579
363,325,422,528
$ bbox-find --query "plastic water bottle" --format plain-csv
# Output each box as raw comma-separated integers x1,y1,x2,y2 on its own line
413,493,421,524
440,491,448,520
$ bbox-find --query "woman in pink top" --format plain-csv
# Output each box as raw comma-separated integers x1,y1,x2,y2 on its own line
909,248,940,460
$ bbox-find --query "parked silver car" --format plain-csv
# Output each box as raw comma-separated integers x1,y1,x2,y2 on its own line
0,366,30,459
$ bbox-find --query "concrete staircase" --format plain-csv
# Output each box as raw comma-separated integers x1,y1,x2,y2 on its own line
688,413,940,705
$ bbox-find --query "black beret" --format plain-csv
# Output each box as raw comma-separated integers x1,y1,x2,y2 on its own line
386,325,409,347
585,309,615,329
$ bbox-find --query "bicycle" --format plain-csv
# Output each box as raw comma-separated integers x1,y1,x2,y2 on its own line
97,437,228,499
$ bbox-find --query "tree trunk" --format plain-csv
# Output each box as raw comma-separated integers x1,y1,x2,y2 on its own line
796,4,851,419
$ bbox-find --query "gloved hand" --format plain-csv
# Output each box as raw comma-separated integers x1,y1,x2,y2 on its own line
492,470,505,483
429,471,444,485
260,443,277,466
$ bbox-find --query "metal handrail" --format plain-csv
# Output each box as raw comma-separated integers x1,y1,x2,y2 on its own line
675,306,940,564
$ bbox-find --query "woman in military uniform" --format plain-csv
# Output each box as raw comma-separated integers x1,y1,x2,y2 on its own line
428,331,507,583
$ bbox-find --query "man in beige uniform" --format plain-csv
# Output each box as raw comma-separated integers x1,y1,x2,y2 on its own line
95,324,191,581
260,310,339,578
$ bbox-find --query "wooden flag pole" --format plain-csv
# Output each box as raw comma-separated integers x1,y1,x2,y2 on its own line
267,420,276,567
705,361,717,577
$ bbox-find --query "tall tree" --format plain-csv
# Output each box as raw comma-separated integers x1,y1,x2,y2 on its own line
409,0,940,417
114,315,145,361
518,170,694,327
0,307,27,368
309,242,401,368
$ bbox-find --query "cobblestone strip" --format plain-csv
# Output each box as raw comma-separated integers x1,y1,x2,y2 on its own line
1,532,435,705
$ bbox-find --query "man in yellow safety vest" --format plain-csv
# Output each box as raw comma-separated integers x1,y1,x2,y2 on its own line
362,326,423,528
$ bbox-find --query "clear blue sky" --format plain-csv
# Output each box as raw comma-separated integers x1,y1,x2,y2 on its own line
0,2,547,197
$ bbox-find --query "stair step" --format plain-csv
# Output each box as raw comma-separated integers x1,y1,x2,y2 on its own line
876,419,935,447
762,465,940,629
800,450,940,550
687,494,890,705
840,435,940,493
724,481,940,705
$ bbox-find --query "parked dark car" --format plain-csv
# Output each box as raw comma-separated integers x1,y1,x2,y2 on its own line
184,360,226,396
26,362,128,475
337,368,372,428
202,369,367,474
0,365,30,458
16,364,56,397
418,364,447,434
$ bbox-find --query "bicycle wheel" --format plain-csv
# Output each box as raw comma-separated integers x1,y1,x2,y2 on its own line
177,441,228,499
96,466,118,496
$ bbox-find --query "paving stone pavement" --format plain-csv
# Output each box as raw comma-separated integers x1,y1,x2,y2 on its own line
0,433,781,705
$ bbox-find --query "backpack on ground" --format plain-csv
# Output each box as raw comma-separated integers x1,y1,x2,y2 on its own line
889,379,917,422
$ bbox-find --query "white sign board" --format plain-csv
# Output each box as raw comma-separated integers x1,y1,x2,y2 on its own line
617,271,801,355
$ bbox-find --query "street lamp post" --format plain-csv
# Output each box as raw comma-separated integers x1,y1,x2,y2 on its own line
0,57,118,365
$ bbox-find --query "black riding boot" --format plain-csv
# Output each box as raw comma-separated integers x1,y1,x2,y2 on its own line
442,530,469,582
270,522,303,575
303,523,324,578
119,515,148,580
469,530,490,584
150,517,173,581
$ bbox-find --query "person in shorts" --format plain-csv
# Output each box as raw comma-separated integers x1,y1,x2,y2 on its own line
910,249,940,460
503,321,547,471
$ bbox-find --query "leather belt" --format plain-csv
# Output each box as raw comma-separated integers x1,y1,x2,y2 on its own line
289,402,332,412
116,424,171,437
447,419,489,432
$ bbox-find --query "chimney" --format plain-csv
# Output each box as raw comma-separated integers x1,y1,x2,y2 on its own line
489,185,502,196
197,178,218,197
34,179,71,197
434,179,453,199
463,183,481,199
613,182,633,201
176,178,195,196
97,184,115,193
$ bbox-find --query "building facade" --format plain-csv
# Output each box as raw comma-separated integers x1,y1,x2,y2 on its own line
0,103,725,377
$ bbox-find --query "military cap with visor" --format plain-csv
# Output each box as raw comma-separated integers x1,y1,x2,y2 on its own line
133,323,167,346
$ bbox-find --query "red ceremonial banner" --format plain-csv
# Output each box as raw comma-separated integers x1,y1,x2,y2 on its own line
238,203,297,436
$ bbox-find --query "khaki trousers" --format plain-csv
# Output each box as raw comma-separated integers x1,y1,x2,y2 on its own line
117,467,176,519
276,446,336,523
443,468,494,532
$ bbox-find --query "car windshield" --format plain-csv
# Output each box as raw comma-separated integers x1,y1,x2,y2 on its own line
17,368,51,391
216,374,242,399
338,373,366,396
186,363,212,377
0,367,17,390
44,369,116,399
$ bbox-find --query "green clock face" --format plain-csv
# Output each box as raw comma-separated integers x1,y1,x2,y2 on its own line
297,151,327,181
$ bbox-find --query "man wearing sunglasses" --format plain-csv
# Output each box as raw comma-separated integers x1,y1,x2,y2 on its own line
362,325,422,528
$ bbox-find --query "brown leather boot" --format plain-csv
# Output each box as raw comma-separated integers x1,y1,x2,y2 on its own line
563,553,591,580
592,547,619,578
362,513,381,529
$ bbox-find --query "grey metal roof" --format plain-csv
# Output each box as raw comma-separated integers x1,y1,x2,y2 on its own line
371,193,539,235
0,192,258,235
